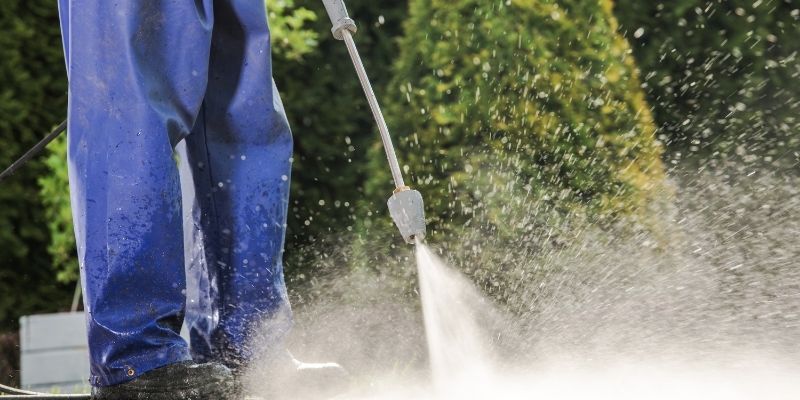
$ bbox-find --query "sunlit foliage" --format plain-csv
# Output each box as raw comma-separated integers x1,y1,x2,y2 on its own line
363,0,665,244
268,0,320,61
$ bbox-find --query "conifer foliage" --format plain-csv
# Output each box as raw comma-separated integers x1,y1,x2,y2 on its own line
365,0,664,242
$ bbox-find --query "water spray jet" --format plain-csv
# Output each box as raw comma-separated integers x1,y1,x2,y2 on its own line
322,0,426,245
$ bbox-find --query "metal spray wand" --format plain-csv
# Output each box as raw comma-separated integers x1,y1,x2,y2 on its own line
321,0,426,244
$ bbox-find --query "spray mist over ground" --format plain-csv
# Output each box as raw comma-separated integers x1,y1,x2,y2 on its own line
247,160,800,399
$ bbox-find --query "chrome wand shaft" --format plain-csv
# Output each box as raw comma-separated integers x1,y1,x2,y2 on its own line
341,30,406,189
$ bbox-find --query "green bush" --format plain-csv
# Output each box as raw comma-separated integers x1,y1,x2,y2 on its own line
38,135,76,283
361,0,664,247
615,0,800,162
0,0,72,331
268,0,320,61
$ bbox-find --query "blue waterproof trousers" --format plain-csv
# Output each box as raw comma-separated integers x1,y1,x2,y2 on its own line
58,0,293,387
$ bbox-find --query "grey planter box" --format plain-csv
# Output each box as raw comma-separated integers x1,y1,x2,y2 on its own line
19,312,90,394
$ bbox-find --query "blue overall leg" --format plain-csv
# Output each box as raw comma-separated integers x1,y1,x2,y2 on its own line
59,0,214,387
61,0,293,386
59,0,291,387
183,0,294,368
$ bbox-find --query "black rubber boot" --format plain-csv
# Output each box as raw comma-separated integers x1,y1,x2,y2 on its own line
91,361,235,400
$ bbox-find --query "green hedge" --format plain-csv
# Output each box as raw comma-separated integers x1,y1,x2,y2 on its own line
0,0,72,331
615,0,800,162
361,0,664,247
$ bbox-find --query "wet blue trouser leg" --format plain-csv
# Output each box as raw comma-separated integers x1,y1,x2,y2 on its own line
182,0,294,368
58,0,293,387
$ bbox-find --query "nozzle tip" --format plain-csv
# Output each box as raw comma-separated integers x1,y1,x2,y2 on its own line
387,189,426,245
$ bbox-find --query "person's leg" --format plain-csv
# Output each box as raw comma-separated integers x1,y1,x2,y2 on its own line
61,0,216,387
184,0,294,369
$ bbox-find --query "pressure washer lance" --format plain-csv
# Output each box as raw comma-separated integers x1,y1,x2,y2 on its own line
322,0,426,245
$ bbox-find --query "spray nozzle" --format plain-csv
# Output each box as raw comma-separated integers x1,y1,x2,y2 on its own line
388,187,427,245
